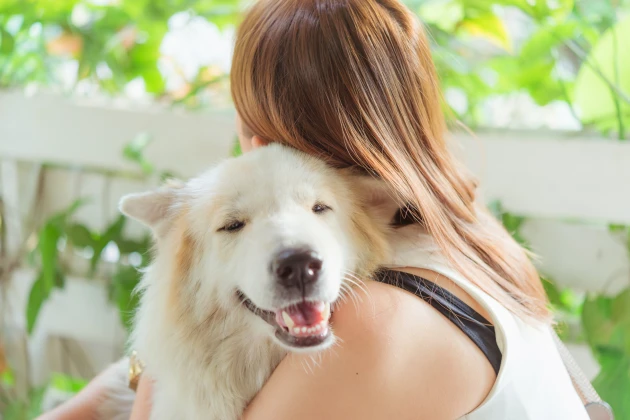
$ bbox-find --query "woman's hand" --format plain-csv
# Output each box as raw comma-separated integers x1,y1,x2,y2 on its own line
129,374,153,420
36,362,122,420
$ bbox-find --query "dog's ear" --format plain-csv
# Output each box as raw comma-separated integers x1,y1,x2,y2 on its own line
348,173,402,223
119,180,184,235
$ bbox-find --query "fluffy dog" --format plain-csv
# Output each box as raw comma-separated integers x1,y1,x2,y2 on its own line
103,144,392,419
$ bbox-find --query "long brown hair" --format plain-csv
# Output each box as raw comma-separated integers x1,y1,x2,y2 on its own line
231,0,549,321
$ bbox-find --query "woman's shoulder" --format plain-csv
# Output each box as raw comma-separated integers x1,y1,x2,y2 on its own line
243,278,495,420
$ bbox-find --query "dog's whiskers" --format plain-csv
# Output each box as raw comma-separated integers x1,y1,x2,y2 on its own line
339,283,362,310
342,270,370,294
342,271,371,298
341,270,378,316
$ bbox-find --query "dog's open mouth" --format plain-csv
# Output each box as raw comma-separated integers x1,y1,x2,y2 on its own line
237,291,333,349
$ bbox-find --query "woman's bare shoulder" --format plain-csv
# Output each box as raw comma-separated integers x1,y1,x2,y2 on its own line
243,278,495,420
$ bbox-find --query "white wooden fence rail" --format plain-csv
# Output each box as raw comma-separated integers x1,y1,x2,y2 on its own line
1,91,627,387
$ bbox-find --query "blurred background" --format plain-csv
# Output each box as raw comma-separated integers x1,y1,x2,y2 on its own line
0,0,629,418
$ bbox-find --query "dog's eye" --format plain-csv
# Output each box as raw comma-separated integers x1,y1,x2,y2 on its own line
222,221,245,232
312,203,331,214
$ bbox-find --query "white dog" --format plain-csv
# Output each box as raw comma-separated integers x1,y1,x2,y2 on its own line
101,144,392,419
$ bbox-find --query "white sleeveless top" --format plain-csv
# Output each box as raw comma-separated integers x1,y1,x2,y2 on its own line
385,226,589,420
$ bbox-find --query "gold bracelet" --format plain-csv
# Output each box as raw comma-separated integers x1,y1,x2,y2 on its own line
128,351,144,392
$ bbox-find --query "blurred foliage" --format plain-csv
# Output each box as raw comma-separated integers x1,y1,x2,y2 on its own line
0,387,45,420
0,0,242,105
26,199,153,334
406,0,630,138
583,225,630,418
0,0,629,134
23,135,160,336
1,371,87,419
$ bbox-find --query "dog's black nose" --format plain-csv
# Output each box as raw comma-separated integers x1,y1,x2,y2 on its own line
273,249,323,289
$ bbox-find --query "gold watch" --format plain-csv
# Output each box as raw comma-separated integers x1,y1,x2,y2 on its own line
128,351,144,392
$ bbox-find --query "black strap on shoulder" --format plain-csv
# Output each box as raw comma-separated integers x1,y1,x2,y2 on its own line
375,269,502,375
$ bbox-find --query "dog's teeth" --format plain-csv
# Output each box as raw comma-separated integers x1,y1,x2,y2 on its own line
282,311,295,329
293,327,301,334
322,302,331,320
301,327,307,333
315,324,321,331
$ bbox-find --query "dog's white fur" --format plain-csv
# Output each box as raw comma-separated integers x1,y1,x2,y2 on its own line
100,145,393,419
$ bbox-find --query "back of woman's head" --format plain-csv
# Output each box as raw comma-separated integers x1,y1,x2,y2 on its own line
231,0,549,321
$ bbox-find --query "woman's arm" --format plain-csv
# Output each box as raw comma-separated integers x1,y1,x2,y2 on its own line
243,279,495,420
36,363,121,420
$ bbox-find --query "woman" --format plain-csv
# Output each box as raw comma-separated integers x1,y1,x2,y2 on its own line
41,0,588,418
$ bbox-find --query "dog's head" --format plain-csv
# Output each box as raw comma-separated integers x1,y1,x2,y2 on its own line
120,144,392,352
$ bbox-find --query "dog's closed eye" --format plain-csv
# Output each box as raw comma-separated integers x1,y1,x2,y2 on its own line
219,220,246,232
312,203,332,214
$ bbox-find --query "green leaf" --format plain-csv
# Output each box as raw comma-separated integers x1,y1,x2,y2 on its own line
26,387,46,420
49,372,88,394
582,294,625,357
26,273,52,335
123,132,154,174
608,224,627,234
519,21,580,61
159,170,179,183
592,353,630,420
66,223,95,248
418,0,464,32
460,0,525,14
59,198,88,220
54,269,66,289
1,28,15,54
90,215,126,274
2,386,46,420
232,137,242,157
546,0,574,20
111,266,142,332
487,200,502,220
611,289,630,355
1,369,16,387
575,0,617,31
458,14,512,51
141,66,165,94
573,15,630,136
2,385,47,420
612,289,630,324
116,235,150,256
543,277,562,305
542,277,584,316
39,223,61,292
47,198,89,231
123,132,152,161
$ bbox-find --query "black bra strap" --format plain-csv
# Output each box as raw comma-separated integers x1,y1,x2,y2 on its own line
375,269,502,375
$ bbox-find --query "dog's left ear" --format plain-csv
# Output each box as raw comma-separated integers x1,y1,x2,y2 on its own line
348,173,402,223
119,181,184,235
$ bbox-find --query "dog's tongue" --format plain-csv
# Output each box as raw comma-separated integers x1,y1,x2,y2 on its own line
275,301,330,330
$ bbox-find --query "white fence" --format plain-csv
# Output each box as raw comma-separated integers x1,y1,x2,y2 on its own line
1,91,628,388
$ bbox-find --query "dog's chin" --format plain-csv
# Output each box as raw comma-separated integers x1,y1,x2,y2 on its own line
237,290,335,352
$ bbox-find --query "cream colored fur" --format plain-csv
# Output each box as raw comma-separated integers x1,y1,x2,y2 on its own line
99,145,392,420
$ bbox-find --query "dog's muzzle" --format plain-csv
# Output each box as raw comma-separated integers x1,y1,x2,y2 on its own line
236,247,336,351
